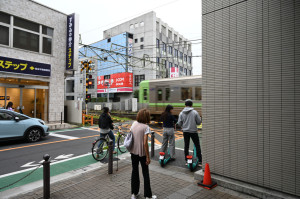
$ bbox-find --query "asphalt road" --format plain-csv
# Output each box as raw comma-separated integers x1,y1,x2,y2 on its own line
0,122,200,177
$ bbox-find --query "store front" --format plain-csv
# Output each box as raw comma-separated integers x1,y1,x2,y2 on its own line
0,78,49,121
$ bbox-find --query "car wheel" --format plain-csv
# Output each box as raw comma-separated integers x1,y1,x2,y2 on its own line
25,128,42,142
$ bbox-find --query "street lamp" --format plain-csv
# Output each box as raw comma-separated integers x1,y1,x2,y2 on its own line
104,81,110,103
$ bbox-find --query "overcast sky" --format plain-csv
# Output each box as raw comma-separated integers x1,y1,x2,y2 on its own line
35,0,202,75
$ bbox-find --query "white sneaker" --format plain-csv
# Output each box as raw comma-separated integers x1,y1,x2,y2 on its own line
131,193,139,199
146,195,157,199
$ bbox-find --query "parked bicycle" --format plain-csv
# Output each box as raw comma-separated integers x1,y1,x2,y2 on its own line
92,124,128,161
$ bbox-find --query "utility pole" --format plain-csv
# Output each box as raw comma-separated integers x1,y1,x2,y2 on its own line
105,81,110,103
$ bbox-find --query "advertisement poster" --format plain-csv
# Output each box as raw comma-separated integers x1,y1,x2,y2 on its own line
170,67,179,78
97,72,133,93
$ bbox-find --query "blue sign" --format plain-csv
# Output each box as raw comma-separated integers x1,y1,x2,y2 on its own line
0,56,51,77
66,13,75,70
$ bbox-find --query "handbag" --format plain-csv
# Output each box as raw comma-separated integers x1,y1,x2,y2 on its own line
124,131,134,151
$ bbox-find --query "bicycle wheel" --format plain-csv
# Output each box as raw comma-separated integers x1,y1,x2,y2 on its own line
117,134,127,153
92,138,109,161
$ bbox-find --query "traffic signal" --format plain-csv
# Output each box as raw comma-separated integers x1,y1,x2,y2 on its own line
85,94,91,103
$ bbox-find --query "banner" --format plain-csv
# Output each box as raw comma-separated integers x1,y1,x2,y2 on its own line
97,72,133,93
0,56,51,77
170,67,179,78
66,13,75,70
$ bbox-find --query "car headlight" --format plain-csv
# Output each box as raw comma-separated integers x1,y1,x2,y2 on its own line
39,120,45,125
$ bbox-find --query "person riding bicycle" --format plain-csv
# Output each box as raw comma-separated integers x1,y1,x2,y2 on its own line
98,107,116,154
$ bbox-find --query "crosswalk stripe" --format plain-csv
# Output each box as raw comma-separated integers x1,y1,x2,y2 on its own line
49,133,78,139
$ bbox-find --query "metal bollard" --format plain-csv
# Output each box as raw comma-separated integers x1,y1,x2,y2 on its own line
60,112,63,124
151,131,155,158
108,141,113,174
43,154,50,199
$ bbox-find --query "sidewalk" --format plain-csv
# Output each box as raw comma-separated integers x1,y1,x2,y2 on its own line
9,153,257,199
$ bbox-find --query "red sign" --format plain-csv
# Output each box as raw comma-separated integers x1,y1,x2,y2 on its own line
97,72,133,93
170,67,179,78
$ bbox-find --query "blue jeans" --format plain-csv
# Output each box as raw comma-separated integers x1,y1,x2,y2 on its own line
98,130,115,151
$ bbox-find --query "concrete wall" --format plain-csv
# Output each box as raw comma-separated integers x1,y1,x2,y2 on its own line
65,100,82,124
202,0,300,197
0,0,68,122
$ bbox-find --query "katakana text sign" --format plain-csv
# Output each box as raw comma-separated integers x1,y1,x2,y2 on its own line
0,56,51,77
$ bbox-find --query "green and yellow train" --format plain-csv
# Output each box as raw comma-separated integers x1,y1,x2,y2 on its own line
139,76,202,119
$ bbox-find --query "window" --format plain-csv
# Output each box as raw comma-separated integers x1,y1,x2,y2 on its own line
168,46,172,54
188,56,192,64
140,21,144,26
140,37,144,42
0,12,10,24
157,89,162,101
140,45,144,49
42,37,52,54
1,12,54,54
174,49,178,58
169,62,173,68
156,57,160,66
134,75,145,86
13,29,39,52
0,25,9,46
162,42,166,52
156,39,160,48
143,89,147,100
0,112,13,120
128,33,133,39
180,66,183,72
179,37,182,45
130,24,134,29
14,17,39,32
195,87,202,100
184,54,187,62
166,88,170,101
174,64,178,68
107,38,111,43
104,75,110,80
42,26,53,36
188,44,191,51
135,39,138,43
174,34,177,41
184,68,187,75
180,52,183,59
181,87,192,100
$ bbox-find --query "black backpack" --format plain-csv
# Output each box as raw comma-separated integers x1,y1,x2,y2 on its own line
98,113,113,129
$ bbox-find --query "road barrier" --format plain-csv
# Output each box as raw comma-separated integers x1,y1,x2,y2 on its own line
43,154,51,199
82,114,94,126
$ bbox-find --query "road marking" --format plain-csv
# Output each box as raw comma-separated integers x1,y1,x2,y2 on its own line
55,154,74,160
0,153,92,179
0,135,98,152
21,161,41,168
49,133,78,139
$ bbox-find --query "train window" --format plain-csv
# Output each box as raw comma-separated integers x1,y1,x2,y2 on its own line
157,89,162,101
195,87,202,100
143,89,148,100
166,88,170,101
181,87,192,100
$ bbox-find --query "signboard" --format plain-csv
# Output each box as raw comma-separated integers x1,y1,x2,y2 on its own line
0,96,10,100
0,56,51,77
97,72,133,93
66,13,77,70
170,67,179,78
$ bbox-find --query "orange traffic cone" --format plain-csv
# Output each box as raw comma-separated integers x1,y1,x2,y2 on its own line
197,163,217,190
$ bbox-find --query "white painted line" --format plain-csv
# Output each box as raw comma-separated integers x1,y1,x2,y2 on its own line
50,128,85,133
0,153,91,179
81,127,99,132
49,133,78,139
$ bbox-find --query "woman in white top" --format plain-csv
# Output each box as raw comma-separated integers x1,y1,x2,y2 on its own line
130,109,157,199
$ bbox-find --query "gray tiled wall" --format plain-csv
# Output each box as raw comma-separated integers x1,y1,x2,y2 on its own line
202,0,299,196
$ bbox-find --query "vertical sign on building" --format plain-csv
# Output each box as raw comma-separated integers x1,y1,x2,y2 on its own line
66,13,79,71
